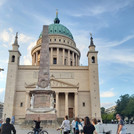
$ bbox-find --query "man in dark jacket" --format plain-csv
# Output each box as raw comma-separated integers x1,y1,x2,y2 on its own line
1,118,16,134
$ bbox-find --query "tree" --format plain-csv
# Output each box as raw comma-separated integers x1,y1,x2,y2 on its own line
124,95,134,119
115,94,130,118
101,107,105,114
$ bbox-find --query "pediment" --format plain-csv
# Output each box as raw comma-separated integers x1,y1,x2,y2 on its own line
50,78,79,88
25,78,79,88
25,82,37,88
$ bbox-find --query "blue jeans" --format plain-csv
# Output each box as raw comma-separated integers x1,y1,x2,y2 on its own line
34,128,40,134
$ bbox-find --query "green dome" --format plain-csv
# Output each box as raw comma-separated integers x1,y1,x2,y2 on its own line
39,13,74,40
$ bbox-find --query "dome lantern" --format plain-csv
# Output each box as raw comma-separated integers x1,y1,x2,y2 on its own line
54,10,60,24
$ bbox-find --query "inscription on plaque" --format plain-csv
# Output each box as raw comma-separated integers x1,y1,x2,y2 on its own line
34,94,50,108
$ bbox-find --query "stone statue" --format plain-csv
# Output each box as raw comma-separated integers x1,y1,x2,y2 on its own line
30,94,34,109
50,94,54,108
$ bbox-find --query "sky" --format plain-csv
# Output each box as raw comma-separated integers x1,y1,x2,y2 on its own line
0,0,134,109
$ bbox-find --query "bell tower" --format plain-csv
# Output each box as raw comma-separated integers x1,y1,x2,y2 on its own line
3,33,21,119
87,34,101,119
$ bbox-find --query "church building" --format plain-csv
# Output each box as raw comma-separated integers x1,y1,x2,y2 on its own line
3,12,101,123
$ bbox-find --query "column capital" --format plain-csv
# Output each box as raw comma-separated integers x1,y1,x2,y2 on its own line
56,92,59,95
65,92,68,95
75,92,78,95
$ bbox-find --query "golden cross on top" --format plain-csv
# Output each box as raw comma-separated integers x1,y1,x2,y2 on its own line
56,9,58,16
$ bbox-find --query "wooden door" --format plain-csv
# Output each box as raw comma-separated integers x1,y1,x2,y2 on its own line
69,108,73,118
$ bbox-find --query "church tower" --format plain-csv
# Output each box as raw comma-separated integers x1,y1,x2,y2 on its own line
3,33,21,119
87,34,101,119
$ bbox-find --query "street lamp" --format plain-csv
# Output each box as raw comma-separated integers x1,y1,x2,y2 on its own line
0,68,4,72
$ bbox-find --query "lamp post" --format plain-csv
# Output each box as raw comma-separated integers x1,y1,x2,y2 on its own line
0,68,4,72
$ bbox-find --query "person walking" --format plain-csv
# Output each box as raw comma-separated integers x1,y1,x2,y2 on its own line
116,114,127,134
75,117,82,134
0,119,2,133
71,119,75,134
92,118,98,134
83,116,97,134
58,115,70,134
80,118,84,134
1,118,16,134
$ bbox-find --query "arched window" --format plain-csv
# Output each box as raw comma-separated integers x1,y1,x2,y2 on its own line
11,55,15,62
91,56,95,63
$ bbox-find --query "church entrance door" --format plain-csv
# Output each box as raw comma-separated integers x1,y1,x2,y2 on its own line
69,108,73,118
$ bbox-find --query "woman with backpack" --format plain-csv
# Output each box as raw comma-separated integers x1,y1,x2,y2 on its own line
75,117,83,134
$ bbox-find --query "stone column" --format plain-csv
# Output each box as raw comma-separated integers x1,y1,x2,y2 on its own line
57,48,59,65
34,53,36,65
65,92,69,115
36,52,38,65
56,92,59,117
25,92,30,112
75,92,78,117
72,52,74,66
51,48,53,65
76,54,78,66
68,50,70,66
62,48,65,65
32,55,34,65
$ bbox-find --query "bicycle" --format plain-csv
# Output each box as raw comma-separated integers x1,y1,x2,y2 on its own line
27,127,48,134
57,128,63,134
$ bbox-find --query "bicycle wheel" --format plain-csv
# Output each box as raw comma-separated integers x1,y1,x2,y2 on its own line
27,131,34,134
40,130,48,134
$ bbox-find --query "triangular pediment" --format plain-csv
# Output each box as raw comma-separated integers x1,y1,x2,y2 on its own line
25,78,79,88
50,78,79,88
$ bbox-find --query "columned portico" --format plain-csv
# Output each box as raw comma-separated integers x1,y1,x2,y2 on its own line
57,48,59,65
62,48,65,65
68,50,70,66
51,48,53,65
76,54,78,66
56,92,59,117
36,52,38,65
65,92,68,115
75,92,78,117
72,52,74,66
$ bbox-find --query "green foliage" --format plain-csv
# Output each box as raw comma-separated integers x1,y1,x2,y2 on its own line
101,107,105,114
101,107,115,123
101,113,115,123
115,94,134,119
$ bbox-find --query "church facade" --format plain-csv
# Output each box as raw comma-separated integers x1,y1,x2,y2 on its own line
3,12,101,123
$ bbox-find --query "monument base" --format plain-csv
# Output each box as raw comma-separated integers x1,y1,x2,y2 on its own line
26,89,56,120
26,113,57,120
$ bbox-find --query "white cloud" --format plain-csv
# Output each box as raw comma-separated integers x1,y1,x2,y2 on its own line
101,102,115,108
19,33,34,43
68,0,133,17
96,34,134,48
23,56,32,65
0,72,6,81
0,0,5,7
0,30,10,42
100,90,115,98
22,10,52,25
0,88,4,93
100,79,104,85
23,41,36,65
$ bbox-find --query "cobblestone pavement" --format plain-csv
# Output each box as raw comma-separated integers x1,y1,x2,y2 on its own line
15,124,134,134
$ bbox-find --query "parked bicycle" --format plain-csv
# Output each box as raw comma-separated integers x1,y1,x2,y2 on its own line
27,127,48,134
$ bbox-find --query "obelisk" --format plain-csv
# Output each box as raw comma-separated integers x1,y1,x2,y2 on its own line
37,25,50,88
